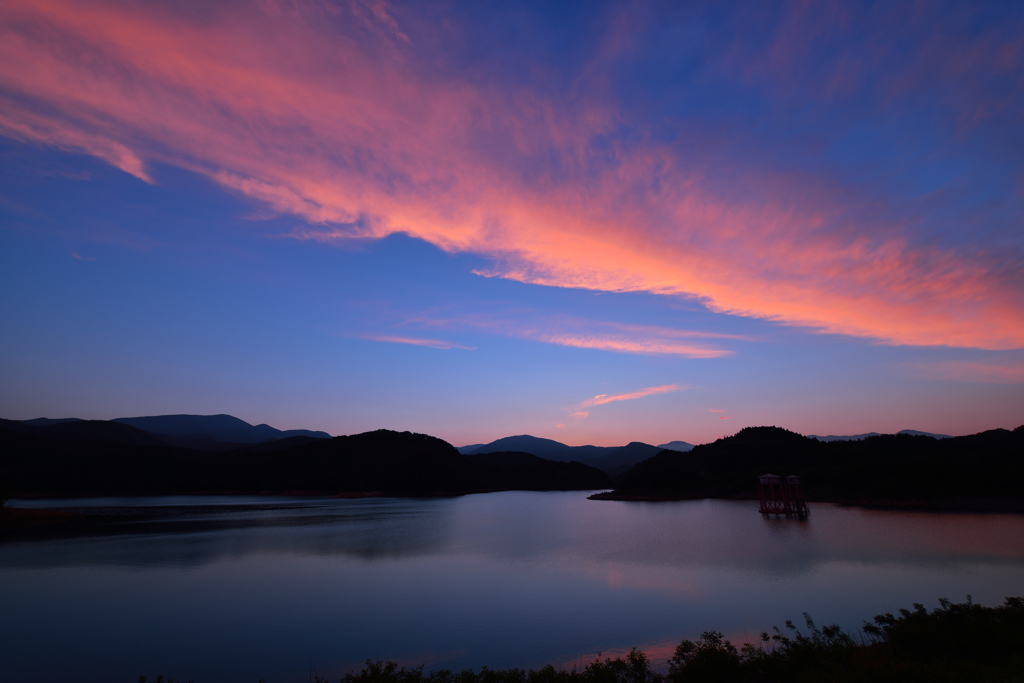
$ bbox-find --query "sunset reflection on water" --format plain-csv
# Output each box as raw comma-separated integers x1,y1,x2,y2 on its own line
3,493,1023,683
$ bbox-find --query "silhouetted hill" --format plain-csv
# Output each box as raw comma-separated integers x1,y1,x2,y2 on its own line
808,429,951,442
467,435,573,458
112,414,331,443
464,435,662,474
232,435,327,454
471,451,612,490
219,429,472,494
807,431,881,442
0,426,609,498
21,417,83,426
657,440,693,452
0,423,200,497
896,429,952,439
577,442,666,476
1,418,166,447
596,425,1024,509
10,417,251,451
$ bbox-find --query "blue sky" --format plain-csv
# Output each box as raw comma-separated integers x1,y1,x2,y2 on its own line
1,1,1021,446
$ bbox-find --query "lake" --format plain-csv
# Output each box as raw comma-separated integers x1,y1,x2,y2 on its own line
3,492,1024,682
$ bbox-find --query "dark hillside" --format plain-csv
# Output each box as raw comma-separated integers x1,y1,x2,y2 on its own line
605,425,1024,507
581,442,670,476
112,413,331,443
0,425,203,496
10,415,330,451
0,426,609,498
471,452,612,490
0,417,167,447
204,429,471,494
468,435,574,458
467,435,661,474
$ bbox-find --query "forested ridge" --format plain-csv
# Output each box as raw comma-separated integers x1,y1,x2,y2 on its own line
595,425,1024,509
0,420,610,498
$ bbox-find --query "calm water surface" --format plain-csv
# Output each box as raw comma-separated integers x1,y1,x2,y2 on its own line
3,492,1024,682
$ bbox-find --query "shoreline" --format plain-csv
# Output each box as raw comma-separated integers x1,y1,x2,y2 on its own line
4,486,588,503
587,490,1024,512
0,506,84,532
8,486,1024,513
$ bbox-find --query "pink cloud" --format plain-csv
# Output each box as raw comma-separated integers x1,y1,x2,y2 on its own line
0,1,1021,349
531,332,730,358
363,335,475,351
0,108,151,182
577,384,681,410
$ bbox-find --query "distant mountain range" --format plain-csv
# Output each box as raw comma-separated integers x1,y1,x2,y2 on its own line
4,414,1022,510
0,420,610,498
807,430,952,442
19,414,330,450
658,441,694,452
457,435,688,475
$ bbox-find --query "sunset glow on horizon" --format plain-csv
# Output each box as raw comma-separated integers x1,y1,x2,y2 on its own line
1,0,1021,447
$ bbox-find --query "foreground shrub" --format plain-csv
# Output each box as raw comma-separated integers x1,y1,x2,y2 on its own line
142,596,1024,683
327,648,659,683
673,596,1024,683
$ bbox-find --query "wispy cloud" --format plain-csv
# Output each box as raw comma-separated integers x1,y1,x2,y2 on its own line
578,384,681,409
404,312,738,358
571,384,681,418
0,109,152,183
363,335,476,351
0,1,1021,348
907,359,1024,384
532,332,731,358
71,252,94,261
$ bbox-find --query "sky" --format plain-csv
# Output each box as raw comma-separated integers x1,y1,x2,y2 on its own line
1,0,1022,447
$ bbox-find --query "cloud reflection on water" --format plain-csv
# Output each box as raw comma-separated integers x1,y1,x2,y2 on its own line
4,493,1023,574
2,492,1024,682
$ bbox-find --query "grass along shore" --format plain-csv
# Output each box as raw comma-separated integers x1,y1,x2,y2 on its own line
141,596,1024,683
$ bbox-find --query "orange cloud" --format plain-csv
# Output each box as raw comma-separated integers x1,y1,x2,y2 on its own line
578,384,681,410
363,335,475,351
0,1,1021,349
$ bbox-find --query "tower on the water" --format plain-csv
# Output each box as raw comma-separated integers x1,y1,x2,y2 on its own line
758,473,809,516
